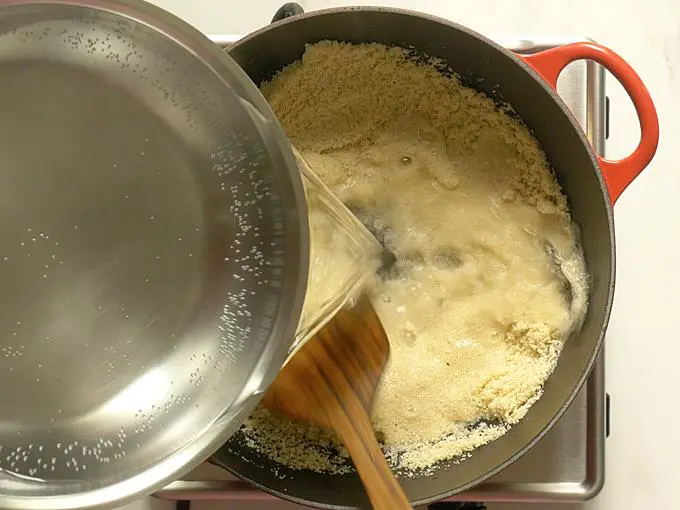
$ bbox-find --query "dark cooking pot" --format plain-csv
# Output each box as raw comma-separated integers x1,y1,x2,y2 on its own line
211,6,659,508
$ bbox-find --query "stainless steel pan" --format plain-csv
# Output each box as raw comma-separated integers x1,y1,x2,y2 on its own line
0,1,309,509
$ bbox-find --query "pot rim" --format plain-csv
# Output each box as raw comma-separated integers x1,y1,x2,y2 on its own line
225,5,616,507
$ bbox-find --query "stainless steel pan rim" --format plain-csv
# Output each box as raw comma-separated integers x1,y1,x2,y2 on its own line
0,1,308,509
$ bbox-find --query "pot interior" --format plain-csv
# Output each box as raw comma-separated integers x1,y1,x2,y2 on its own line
214,8,614,508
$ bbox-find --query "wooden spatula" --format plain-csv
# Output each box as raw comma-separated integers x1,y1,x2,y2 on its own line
263,295,411,509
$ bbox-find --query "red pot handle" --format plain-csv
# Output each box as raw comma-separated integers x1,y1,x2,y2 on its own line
519,42,659,205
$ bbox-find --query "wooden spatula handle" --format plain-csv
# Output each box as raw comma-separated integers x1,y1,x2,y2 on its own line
333,407,411,509
264,294,409,509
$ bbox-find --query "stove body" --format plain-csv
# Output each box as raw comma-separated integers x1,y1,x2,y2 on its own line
154,36,609,505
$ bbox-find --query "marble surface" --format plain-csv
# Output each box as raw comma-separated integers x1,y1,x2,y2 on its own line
133,0,678,508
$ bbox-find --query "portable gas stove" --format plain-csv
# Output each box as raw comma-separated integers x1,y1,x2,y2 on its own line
153,34,610,507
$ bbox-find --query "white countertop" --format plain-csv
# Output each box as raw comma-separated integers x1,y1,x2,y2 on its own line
127,1,679,509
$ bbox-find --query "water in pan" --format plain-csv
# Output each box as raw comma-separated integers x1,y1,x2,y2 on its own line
0,6,293,489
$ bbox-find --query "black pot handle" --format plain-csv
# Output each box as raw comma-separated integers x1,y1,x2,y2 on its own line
271,2,305,23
